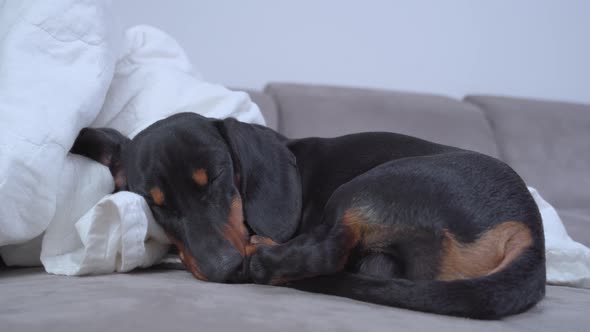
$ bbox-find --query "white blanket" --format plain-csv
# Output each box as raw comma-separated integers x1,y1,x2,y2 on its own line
0,0,264,274
1,0,589,288
530,188,590,288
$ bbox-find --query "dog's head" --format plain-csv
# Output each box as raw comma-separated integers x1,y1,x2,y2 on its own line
71,113,301,282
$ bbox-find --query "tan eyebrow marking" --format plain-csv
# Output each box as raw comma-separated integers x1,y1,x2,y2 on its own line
223,195,248,256
150,187,165,205
192,168,208,186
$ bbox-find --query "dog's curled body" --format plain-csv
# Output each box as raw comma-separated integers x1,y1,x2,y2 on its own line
71,113,545,319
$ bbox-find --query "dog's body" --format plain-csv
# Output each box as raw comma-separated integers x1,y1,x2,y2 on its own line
71,112,545,319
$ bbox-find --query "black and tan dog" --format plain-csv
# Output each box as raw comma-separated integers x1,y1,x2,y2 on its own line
71,112,545,319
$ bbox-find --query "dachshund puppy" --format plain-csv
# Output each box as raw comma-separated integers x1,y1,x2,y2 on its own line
71,113,545,319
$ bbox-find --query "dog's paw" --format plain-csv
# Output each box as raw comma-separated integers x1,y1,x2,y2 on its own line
248,248,274,284
246,236,289,285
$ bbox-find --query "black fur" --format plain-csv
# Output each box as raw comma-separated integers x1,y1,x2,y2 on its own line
71,112,546,319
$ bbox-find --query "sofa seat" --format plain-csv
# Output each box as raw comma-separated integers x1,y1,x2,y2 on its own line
1,268,589,332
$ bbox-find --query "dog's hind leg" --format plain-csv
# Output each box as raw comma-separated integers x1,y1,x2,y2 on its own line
349,253,402,279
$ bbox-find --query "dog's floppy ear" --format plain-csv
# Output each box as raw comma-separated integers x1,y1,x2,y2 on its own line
217,118,301,243
70,128,130,191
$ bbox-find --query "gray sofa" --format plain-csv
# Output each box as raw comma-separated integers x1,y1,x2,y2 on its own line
2,83,589,331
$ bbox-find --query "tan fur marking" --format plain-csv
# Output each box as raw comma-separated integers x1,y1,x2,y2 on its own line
342,209,392,248
150,187,165,206
246,235,279,256
339,209,392,271
438,221,533,281
342,209,364,246
222,196,249,256
192,168,208,186
250,235,279,246
245,244,257,257
167,234,207,281
114,170,126,189
222,195,281,257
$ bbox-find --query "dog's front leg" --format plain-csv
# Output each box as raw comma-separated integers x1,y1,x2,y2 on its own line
247,210,358,285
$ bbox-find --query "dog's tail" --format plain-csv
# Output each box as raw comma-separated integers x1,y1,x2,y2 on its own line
285,247,545,319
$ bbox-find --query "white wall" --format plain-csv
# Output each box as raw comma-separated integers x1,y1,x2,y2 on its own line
114,0,590,103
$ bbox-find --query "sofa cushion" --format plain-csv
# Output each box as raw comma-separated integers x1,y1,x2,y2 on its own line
465,95,590,211
265,83,500,157
1,268,589,332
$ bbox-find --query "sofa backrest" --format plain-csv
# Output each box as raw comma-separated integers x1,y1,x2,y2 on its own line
264,83,501,158
465,95,590,210
242,83,589,211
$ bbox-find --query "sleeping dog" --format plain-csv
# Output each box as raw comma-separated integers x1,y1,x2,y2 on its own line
71,112,545,319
